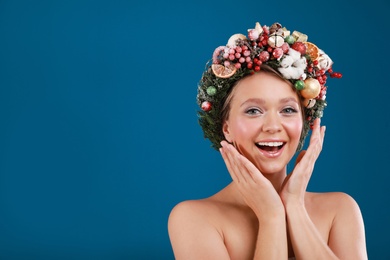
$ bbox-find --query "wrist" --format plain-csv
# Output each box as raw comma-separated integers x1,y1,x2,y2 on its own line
256,208,286,224
284,199,306,215
281,194,305,208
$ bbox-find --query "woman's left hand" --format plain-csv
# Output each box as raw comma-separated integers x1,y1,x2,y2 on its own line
280,118,326,206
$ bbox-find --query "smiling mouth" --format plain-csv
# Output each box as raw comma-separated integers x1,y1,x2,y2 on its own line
255,141,285,152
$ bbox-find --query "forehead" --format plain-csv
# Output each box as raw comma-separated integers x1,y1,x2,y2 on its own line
231,71,299,103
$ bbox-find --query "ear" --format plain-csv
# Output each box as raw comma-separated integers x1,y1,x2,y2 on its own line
222,120,233,143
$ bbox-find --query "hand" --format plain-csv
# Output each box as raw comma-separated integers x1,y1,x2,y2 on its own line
280,118,326,206
220,141,285,219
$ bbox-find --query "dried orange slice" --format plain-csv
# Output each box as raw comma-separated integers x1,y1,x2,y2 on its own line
211,64,237,78
305,42,319,61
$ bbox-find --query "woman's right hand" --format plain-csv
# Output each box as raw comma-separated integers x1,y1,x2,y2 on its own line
219,141,285,220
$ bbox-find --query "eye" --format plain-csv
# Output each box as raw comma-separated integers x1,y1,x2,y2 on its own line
245,107,262,115
282,107,298,114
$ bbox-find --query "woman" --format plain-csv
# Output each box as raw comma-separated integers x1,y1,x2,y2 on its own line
168,21,367,259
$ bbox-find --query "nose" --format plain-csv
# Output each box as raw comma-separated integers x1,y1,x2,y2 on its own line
262,112,282,133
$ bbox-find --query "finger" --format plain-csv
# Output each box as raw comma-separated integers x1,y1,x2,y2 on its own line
224,142,249,183
220,147,242,183
220,144,241,183
221,141,248,183
306,118,325,160
295,150,306,166
230,143,269,185
240,157,265,184
293,119,325,176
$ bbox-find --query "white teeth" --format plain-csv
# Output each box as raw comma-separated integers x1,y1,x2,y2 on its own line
257,142,283,147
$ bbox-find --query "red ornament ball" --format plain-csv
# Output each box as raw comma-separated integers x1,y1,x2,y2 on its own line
291,42,307,55
201,101,212,112
272,48,283,59
281,42,290,54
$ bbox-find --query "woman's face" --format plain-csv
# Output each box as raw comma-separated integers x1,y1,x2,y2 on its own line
222,72,303,175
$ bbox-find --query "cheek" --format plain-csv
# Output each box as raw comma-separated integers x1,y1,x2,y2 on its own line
230,117,256,140
285,118,303,140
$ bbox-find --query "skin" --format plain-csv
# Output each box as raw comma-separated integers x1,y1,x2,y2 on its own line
168,72,367,259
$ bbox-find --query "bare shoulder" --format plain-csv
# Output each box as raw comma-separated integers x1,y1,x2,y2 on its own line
307,191,364,226
168,198,222,226
168,199,231,259
306,191,367,258
168,197,229,238
306,191,361,214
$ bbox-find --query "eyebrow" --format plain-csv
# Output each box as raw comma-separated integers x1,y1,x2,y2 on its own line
240,97,299,107
240,98,265,107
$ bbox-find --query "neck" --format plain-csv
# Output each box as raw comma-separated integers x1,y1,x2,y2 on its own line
263,168,287,192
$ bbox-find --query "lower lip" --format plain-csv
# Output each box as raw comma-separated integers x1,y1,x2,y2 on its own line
257,145,285,158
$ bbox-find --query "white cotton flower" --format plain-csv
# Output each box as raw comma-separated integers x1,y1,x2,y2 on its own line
279,66,304,79
288,48,301,61
278,48,307,80
293,56,307,70
317,50,333,71
248,29,259,41
280,55,293,68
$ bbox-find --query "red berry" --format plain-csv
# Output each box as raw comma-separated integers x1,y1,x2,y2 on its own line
243,50,251,57
259,51,270,62
254,65,261,71
331,72,342,78
247,62,253,69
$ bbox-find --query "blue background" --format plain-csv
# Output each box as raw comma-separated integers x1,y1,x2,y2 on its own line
0,0,389,259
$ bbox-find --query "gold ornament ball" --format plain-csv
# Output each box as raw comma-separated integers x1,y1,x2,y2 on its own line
303,98,316,108
301,78,321,99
